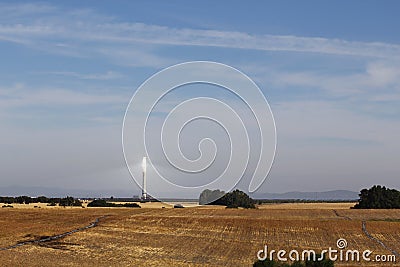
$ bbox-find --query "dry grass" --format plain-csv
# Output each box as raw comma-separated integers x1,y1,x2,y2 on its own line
258,202,356,210
0,204,399,266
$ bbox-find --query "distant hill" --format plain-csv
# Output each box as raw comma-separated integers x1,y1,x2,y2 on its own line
0,186,359,201
251,190,358,201
0,185,134,198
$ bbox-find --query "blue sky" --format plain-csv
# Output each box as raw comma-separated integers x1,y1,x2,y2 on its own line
0,1,399,197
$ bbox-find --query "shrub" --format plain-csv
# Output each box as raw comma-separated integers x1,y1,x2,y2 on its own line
254,255,334,267
199,189,225,205
123,203,141,208
15,196,32,204
37,196,49,203
210,189,256,209
59,196,82,207
353,185,400,209
87,199,141,208
87,199,110,207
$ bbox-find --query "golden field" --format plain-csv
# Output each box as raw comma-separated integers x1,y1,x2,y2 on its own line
0,203,399,266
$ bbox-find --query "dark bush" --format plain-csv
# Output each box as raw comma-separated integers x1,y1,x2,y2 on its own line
15,196,32,204
59,196,82,207
0,196,15,204
210,189,256,209
37,196,49,203
87,199,140,208
254,254,334,267
199,189,225,205
123,203,141,208
353,185,400,209
87,199,110,207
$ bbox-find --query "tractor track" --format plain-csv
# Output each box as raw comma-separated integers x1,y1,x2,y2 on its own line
362,220,399,258
0,215,109,251
332,209,352,220
333,209,399,257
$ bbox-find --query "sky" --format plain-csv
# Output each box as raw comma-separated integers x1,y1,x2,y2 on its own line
0,1,399,197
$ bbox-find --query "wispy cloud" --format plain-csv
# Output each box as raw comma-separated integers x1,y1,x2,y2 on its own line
0,3,400,63
0,3,56,21
293,61,400,96
1,3,399,119
36,70,124,80
0,83,129,127
0,83,127,108
245,60,400,104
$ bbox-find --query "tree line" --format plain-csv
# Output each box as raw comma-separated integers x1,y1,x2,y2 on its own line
0,195,82,206
87,199,140,208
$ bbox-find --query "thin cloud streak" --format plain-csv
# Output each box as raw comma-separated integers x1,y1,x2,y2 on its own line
0,3,400,61
36,71,124,80
0,84,128,108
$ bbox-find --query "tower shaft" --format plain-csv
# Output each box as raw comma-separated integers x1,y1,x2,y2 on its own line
142,157,147,200
142,170,147,200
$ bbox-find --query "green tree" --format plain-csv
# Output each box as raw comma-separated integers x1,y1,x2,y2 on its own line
37,196,49,203
87,199,140,208
87,199,109,207
59,196,82,207
16,196,31,204
305,254,334,267
210,189,256,209
254,254,334,267
199,189,225,205
354,185,400,209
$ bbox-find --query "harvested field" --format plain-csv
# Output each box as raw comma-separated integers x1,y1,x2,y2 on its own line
0,203,399,266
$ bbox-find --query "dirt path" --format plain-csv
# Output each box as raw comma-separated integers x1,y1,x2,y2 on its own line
0,215,109,251
333,209,399,258
332,209,352,220
362,220,399,258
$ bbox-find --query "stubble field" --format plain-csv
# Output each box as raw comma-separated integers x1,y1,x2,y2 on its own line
0,203,399,266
